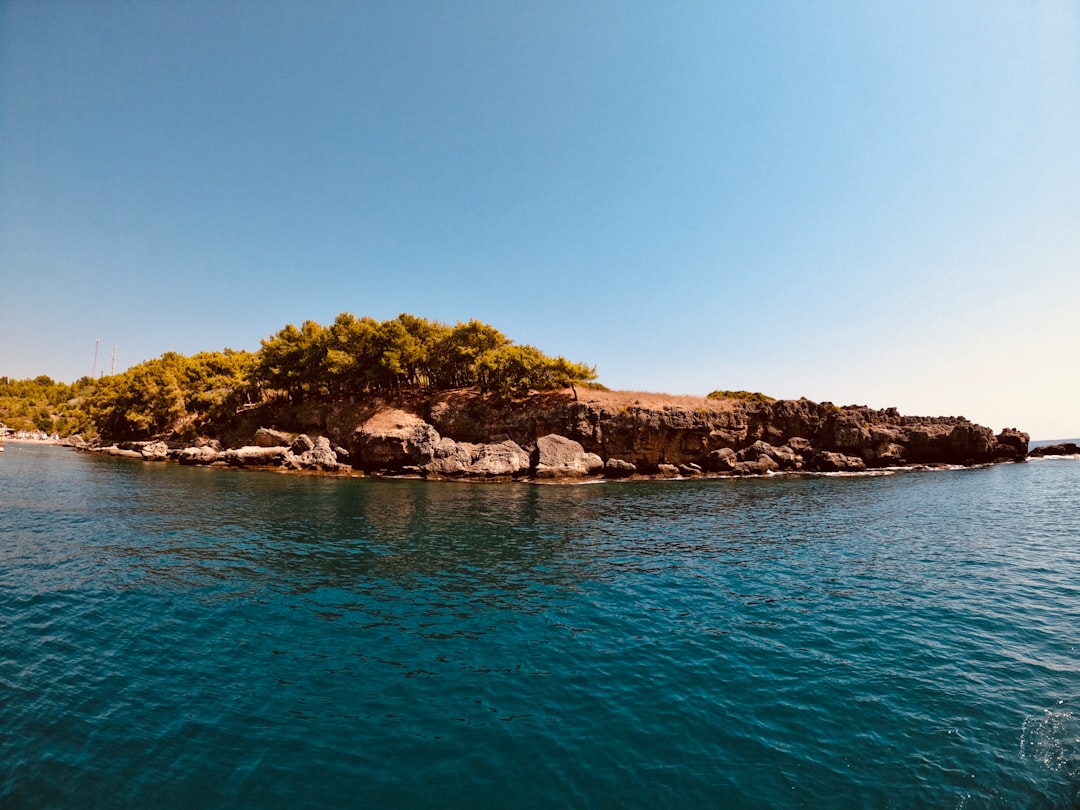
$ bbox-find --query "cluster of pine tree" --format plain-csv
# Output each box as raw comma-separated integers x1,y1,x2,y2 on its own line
256,313,595,401
8,313,597,441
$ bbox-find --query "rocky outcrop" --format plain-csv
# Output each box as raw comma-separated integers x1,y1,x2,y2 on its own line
282,435,345,472
1028,442,1080,457
83,389,1030,481
532,434,604,480
412,392,1029,472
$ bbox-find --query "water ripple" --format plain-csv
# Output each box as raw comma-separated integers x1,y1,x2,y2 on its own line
3,447,1080,808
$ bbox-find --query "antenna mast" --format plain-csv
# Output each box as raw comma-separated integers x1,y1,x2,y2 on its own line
92,339,100,378
110,346,117,375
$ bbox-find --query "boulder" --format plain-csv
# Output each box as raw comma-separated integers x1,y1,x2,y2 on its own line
419,438,531,478
103,445,144,459
738,440,777,462
468,440,531,477
604,458,637,478
868,442,907,466
140,441,170,461
656,463,681,477
769,445,801,469
178,445,222,465
223,446,288,467
290,434,315,454
532,434,604,479
352,409,441,471
785,437,812,454
283,436,344,471
423,438,477,477
254,428,292,447
733,456,779,476
733,440,799,471
704,447,738,472
805,450,867,473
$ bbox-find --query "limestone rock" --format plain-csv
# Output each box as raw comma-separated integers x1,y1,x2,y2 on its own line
423,438,477,477
704,447,738,472
283,436,344,471
103,445,144,459
290,434,315,454
785,437,812,453
805,450,867,473
866,442,907,466
138,441,170,461
468,440,531,477
254,428,292,448
223,446,287,467
604,458,637,478
739,440,799,470
178,445,222,465
352,409,440,471
532,434,604,479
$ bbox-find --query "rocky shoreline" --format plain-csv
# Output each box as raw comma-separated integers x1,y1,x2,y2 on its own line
75,389,1031,482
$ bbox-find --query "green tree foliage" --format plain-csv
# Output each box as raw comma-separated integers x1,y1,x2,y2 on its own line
89,350,256,440
706,390,776,404
7,312,597,441
0,375,96,436
250,312,594,400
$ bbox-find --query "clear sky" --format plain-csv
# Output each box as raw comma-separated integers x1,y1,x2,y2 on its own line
2,2,1077,439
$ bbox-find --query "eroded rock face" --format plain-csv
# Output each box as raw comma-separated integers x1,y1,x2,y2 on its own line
102,390,1029,479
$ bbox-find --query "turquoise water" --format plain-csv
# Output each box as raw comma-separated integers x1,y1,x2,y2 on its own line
2,444,1079,808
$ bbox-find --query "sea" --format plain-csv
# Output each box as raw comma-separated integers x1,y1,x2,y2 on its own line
2,443,1078,809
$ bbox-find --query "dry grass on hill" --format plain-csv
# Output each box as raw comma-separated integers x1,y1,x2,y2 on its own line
573,388,741,412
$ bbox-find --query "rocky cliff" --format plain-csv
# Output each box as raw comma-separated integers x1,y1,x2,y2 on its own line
111,389,1025,480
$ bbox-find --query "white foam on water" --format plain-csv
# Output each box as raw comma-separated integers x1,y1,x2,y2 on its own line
1020,705,1080,778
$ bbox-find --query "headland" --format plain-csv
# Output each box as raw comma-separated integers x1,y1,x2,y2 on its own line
77,388,1029,481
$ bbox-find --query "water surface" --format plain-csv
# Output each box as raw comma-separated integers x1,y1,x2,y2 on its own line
2,445,1078,808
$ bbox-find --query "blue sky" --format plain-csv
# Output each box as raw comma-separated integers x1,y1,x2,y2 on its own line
2,1,1077,438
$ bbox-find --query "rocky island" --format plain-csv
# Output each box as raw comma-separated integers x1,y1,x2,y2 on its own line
16,310,1020,480
88,388,1029,481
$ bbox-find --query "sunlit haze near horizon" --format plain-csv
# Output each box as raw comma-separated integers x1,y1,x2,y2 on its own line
2,2,1077,439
